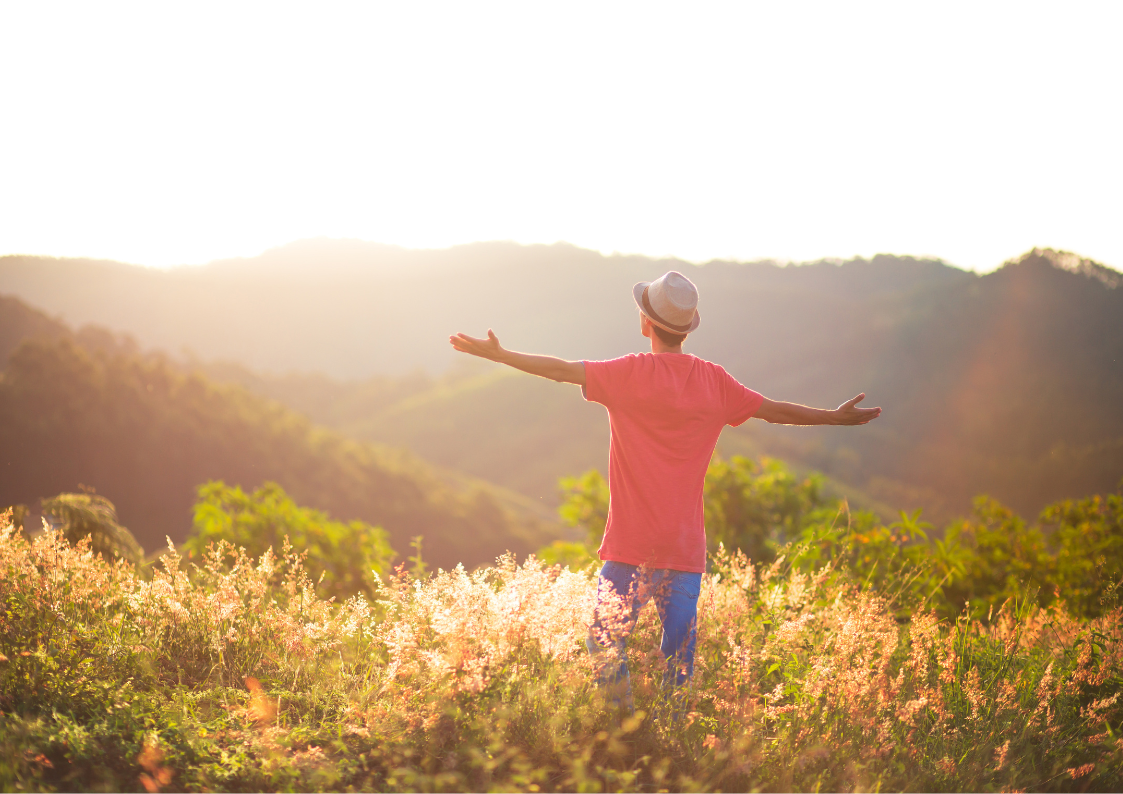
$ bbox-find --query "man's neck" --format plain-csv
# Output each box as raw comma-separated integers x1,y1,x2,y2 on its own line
649,339,684,355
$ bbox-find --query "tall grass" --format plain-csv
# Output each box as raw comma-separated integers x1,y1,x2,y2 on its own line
1,511,1121,792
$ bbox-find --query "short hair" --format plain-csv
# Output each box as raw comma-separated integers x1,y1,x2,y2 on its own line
651,322,688,347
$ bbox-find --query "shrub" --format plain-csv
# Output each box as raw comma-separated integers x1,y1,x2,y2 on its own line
704,455,826,562
185,481,394,601
1043,492,1123,618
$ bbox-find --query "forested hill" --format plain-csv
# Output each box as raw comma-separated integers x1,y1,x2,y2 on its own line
2,244,1121,523
0,294,143,368
0,301,563,571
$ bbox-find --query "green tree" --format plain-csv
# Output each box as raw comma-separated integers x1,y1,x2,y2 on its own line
938,496,1053,618
185,481,395,601
704,456,826,563
557,469,610,549
1041,491,1123,618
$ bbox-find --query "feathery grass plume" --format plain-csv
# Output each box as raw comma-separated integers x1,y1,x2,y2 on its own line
41,492,144,565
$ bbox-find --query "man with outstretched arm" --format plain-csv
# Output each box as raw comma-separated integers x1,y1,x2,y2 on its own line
449,271,881,716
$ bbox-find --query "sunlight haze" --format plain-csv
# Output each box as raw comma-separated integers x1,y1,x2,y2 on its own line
1,1,1120,271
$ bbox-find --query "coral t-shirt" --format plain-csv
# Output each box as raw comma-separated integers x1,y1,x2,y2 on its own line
582,353,764,573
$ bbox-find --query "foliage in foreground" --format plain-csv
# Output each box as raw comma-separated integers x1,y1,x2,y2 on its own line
2,510,1122,792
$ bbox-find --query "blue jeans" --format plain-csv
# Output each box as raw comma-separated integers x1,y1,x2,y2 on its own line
585,561,702,714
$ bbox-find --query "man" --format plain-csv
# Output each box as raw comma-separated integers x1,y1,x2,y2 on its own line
449,270,881,713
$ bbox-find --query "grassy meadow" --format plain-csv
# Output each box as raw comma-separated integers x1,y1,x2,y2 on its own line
2,471,1122,792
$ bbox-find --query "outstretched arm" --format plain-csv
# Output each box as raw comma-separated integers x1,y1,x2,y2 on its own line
754,393,881,426
449,329,587,386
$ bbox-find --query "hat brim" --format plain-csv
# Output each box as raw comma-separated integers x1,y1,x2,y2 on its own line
633,282,701,334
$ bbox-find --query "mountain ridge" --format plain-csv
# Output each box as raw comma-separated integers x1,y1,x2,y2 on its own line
2,243,1120,524
1001,247,1122,290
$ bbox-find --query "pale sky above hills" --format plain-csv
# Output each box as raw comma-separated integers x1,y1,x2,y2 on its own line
1,2,1120,272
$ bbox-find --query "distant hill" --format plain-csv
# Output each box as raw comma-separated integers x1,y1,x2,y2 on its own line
0,304,563,571
0,241,972,379
0,294,143,368
2,243,1121,523
0,294,69,365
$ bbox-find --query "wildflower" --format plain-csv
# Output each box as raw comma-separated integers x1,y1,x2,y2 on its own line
1034,661,1056,725
1067,763,1094,779
897,697,928,726
964,668,985,719
1081,691,1121,722
994,739,1011,770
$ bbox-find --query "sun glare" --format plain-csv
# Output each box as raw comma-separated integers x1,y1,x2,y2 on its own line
1,1,1120,271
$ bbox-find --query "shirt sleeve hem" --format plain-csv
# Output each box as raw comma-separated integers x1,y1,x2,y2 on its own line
727,390,765,427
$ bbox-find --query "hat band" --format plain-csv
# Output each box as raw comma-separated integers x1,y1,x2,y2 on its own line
642,286,694,333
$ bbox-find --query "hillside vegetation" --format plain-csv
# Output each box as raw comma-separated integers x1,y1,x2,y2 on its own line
3,494,1122,792
6,243,1116,522
0,328,562,572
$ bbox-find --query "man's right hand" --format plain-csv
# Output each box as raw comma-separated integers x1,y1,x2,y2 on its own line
449,329,505,361
448,330,586,386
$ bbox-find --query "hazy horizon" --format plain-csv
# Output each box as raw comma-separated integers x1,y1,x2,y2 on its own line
5,236,1120,277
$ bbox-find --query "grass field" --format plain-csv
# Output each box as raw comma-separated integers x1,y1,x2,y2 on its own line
2,510,1121,792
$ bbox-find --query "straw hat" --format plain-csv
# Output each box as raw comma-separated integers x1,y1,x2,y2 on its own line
633,271,701,334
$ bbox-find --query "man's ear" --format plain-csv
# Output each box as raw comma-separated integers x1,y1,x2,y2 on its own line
639,313,651,338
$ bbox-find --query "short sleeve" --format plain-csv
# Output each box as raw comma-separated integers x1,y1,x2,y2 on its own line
581,355,635,406
724,370,764,427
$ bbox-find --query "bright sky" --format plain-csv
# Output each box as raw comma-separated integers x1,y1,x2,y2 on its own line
2,2,1120,271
